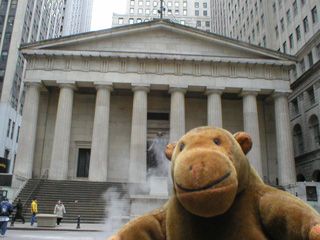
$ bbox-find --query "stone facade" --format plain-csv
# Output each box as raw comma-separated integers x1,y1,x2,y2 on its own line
15,20,296,187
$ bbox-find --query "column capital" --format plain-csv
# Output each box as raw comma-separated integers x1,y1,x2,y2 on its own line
272,91,291,99
25,82,43,89
205,88,224,96
240,89,260,97
132,85,150,93
95,84,113,91
169,87,187,94
58,83,77,90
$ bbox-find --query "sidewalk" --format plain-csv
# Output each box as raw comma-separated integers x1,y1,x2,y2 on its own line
8,222,105,232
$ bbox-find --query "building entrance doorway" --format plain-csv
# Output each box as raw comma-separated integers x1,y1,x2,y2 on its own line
77,148,91,178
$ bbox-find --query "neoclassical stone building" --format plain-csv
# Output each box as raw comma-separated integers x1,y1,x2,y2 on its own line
14,20,297,189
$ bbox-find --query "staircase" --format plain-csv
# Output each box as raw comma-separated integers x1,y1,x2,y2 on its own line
13,179,134,223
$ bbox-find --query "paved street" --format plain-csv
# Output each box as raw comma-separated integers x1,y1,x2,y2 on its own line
2,230,112,239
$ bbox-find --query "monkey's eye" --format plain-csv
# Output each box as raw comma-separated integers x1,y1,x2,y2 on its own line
180,143,185,151
214,139,221,146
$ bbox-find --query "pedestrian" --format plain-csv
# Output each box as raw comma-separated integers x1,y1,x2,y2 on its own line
30,198,38,226
0,197,13,238
10,198,25,226
54,200,66,226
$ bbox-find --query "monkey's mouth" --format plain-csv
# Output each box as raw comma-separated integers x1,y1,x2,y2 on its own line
176,172,231,193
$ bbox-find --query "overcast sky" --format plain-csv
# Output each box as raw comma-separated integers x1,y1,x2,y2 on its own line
91,0,127,31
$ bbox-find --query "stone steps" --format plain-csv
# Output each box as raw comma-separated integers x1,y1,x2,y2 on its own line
12,179,133,223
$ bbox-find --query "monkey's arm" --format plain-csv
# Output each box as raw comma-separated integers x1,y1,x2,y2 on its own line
259,189,320,240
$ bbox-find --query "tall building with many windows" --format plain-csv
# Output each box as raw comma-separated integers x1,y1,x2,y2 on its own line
210,0,320,184
112,0,211,31
0,0,64,176
61,0,93,36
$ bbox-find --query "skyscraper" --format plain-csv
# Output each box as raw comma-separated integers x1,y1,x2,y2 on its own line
210,0,320,184
112,0,211,31
0,0,64,174
61,0,93,36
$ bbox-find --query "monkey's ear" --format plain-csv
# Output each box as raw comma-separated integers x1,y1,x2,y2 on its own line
233,132,252,155
165,142,177,161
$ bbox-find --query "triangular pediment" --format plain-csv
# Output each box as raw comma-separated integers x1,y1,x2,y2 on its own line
21,20,295,62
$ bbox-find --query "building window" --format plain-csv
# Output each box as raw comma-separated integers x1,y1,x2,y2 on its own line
275,26,279,38
283,41,287,53
195,10,199,16
293,66,298,79
146,1,150,6
293,1,298,15
7,119,11,138
195,2,199,8
153,1,157,6
146,9,150,14
5,33,11,43
129,18,134,24
203,2,207,8
168,9,172,15
183,9,187,15
308,51,314,67
138,8,143,14
252,29,255,40
312,6,318,23
317,44,320,59
205,21,210,27
118,18,123,24
180,20,185,25
10,122,15,139
261,14,264,26
16,126,20,143
303,16,309,32
286,9,291,23
289,34,294,48
130,8,134,13
281,18,285,31
256,22,260,33
296,25,301,40
196,21,201,27
308,87,316,106
292,98,299,115
263,35,266,47
175,9,179,15
309,115,320,149
293,124,303,156
137,18,142,23
300,59,305,73
11,0,17,8
168,1,172,7
138,0,143,5
1,51,8,61
130,0,135,6
203,10,207,16
183,2,187,7
175,1,179,7
273,3,276,13
251,10,254,20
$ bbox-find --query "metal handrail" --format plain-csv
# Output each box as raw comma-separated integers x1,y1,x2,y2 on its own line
22,169,49,207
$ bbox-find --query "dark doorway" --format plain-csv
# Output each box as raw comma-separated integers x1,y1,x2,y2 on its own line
77,148,91,178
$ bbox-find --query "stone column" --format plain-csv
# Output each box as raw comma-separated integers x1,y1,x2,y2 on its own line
273,92,296,186
88,84,113,182
128,86,149,183
169,87,186,142
14,83,42,179
49,83,76,180
206,89,223,128
240,91,263,177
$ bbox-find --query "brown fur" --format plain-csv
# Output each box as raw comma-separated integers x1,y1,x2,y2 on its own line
108,127,320,240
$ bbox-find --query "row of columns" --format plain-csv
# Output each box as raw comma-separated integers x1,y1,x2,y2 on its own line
14,83,296,186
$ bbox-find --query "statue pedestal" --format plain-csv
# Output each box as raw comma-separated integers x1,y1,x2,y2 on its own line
150,177,168,196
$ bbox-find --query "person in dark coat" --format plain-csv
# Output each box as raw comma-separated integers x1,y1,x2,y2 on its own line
10,199,25,226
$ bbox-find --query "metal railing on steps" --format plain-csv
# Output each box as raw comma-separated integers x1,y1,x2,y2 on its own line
22,169,49,207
